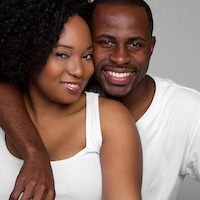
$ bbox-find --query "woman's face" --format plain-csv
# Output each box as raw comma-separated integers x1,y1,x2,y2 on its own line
31,15,94,104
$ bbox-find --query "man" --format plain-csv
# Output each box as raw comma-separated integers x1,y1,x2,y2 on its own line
1,0,200,199
90,1,200,199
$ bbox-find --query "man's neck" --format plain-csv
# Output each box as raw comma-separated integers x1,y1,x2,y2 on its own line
117,75,155,122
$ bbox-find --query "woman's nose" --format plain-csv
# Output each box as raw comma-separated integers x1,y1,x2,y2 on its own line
67,58,84,78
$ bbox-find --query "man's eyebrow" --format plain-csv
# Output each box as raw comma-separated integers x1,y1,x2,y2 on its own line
127,37,147,43
94,34,147,42
94,34,115,40
54,44,93,50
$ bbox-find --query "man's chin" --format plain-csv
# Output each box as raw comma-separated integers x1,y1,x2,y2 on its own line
104,87,130,99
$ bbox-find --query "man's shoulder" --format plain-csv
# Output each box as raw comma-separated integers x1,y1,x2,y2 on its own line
152,75,200,106
153,75,199,94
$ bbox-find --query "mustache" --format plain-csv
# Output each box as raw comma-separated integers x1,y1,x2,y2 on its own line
101,64,137,70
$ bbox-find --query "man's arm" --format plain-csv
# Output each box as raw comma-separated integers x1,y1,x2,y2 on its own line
0,83,55,200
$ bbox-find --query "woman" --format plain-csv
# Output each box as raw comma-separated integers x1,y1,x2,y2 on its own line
0,0,142,199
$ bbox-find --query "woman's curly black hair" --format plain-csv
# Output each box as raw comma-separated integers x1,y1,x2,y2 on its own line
0,0,90,86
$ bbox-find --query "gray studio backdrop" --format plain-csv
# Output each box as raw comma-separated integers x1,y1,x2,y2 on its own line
145,0,200,199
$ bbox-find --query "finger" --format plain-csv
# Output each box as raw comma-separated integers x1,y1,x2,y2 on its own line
9,181,25,200
44,190,56,200
30,185,45,200
20,181,36,200
32,185,55,200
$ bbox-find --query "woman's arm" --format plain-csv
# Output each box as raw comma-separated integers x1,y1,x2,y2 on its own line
0,83,55,200
100,98,142,200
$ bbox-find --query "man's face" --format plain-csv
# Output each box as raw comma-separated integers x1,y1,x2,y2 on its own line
91,5,155,98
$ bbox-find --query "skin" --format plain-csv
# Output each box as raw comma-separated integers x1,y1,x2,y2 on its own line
92,5,156,121
3,15,142,199
99,98,142,200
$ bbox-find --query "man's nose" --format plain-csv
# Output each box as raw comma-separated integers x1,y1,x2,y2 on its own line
109,45,131,65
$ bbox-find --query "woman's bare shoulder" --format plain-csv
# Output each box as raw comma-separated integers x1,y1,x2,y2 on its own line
99,96,132,118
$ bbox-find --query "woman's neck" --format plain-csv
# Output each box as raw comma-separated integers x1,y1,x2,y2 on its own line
23,86,86,128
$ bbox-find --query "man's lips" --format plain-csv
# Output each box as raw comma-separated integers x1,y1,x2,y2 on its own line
102,69,136,85
106,70,133,78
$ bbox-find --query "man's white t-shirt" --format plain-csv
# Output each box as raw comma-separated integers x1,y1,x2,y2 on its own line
139,76,200,200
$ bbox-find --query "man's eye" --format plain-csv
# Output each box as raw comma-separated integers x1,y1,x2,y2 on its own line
97,40,114,48
130,42,140,47
102,41,112,45
56,53,68,58
83,54,93,60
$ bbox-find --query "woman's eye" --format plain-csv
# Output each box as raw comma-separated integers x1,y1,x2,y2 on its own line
56,53,68,58
83,54,93,60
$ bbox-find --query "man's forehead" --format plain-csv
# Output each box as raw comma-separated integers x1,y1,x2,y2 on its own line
93,4,146,19
93,5,148,27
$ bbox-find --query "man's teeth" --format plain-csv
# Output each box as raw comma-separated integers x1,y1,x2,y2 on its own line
107,70,132,78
